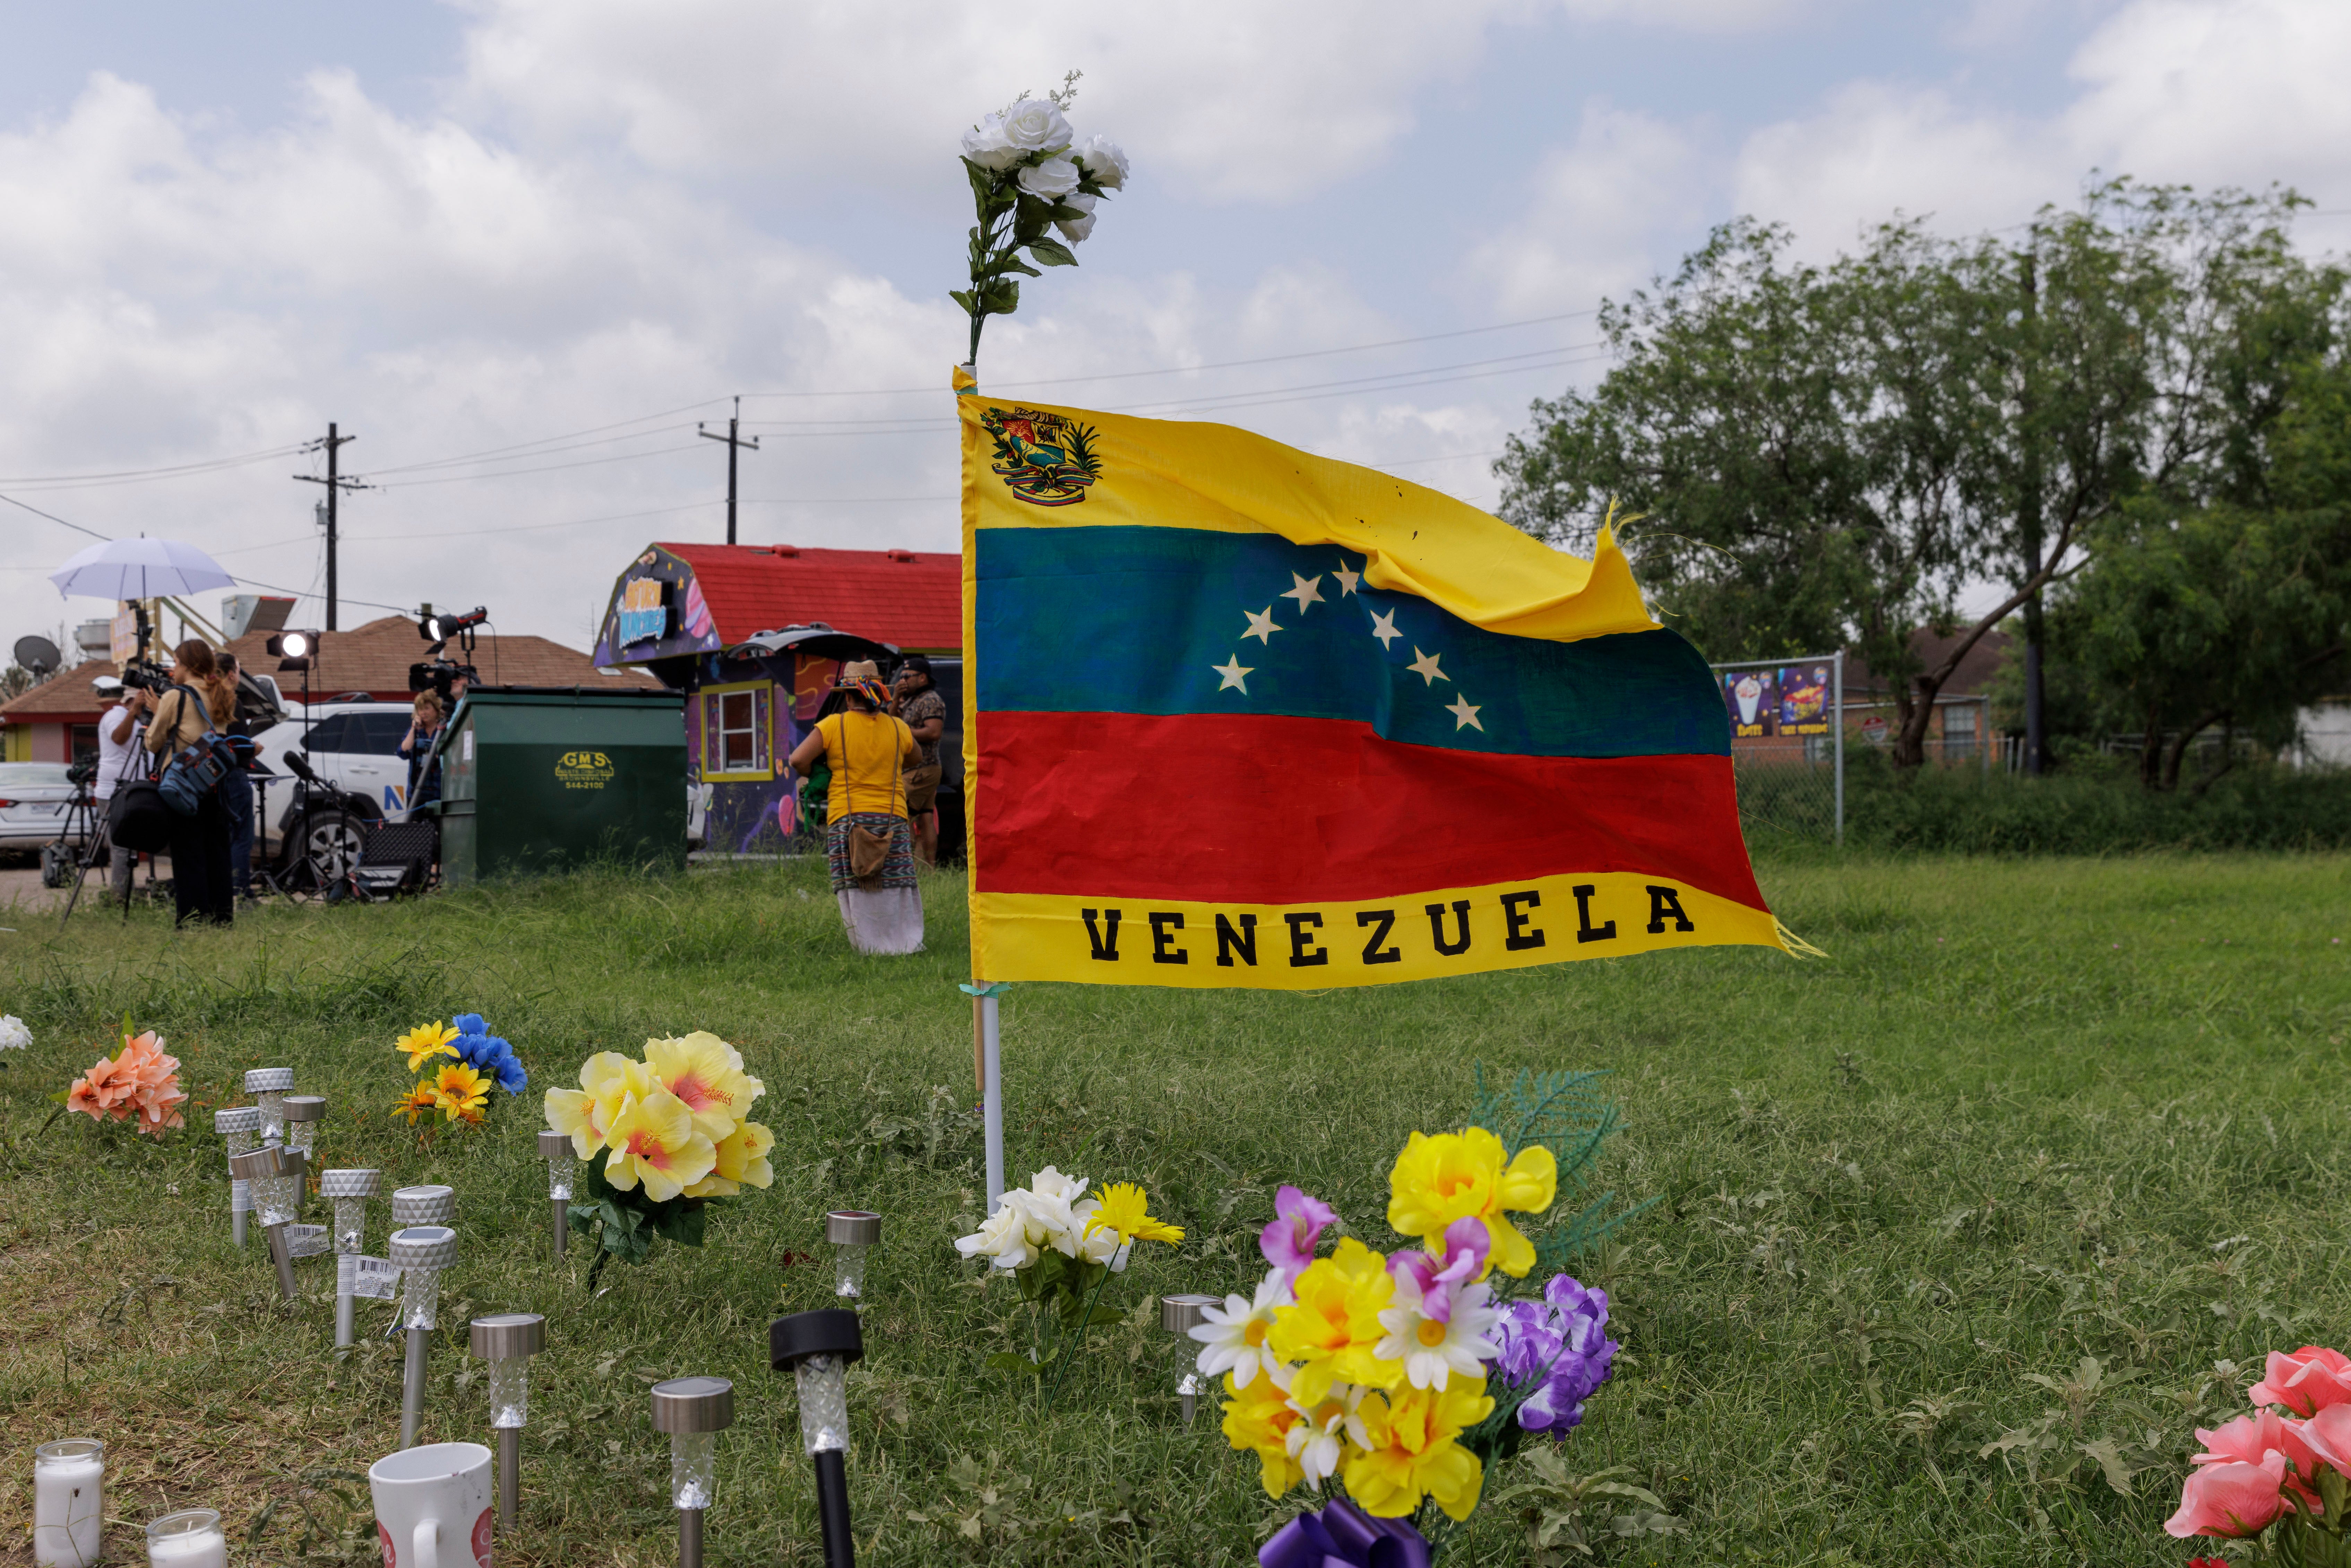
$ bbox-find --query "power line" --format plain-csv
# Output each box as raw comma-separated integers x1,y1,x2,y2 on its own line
0,444,308,491
367,441,709,489
0,491,110,541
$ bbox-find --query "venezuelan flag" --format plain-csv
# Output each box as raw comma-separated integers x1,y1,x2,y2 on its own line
958,370,1792,989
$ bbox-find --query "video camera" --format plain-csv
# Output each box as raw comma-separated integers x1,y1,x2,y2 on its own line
118,658,175,695
66,758,98,788
408,658,480,703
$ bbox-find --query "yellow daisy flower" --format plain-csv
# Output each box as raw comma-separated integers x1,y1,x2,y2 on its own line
395,1020,461,1072
1083,1181,1185,1244
393,1082,442,1124
433,1062,491,1124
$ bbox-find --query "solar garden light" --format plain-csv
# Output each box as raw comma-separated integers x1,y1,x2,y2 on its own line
537,1129,576,1263
390,1225,458,1449
277,1093,327,1228
229,1143,307,1302
213,1106,261,1248
243,1066,295,1144
1161,1294,1219,1428
769,1309,863,1568
826,1210,881,1300
470,1313,546,1533
391,1183,457,1231
649,1377,734,1568
321,1168,382,1350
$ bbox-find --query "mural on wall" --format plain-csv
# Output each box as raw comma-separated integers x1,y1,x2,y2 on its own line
593,546,721,667
682,653,856,855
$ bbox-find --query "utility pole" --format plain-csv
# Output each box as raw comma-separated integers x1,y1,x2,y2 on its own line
699,397,760,546
293,423,368,631
2018,252,2046,777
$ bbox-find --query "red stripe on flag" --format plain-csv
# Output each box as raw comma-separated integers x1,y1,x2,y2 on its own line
972,710,1767,910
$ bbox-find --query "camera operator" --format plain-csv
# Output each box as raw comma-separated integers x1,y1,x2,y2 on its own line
140,640,237,927
398,691,446,816
215,652,259,903
93,677,146,901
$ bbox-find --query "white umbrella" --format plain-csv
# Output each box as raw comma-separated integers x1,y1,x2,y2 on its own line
49,536,238,601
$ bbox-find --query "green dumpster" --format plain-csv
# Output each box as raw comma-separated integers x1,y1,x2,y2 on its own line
434,688,686,886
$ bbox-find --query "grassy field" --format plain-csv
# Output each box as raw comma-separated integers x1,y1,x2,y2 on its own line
0,851,2346,1567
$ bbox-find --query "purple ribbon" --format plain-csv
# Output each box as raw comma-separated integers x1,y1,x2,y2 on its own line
1259,1499,1431,1568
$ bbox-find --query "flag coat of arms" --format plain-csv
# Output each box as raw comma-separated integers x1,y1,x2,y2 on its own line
957,370,1792,989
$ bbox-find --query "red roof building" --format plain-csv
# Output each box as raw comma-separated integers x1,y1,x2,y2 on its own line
591,542,961,668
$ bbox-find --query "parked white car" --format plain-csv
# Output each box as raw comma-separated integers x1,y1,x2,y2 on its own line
0,762,86,854
247,701,422,862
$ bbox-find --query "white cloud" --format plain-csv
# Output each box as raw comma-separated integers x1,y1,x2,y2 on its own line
1467,103,1708,314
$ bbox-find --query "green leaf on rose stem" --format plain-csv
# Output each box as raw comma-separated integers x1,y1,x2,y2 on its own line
1085,1303,1127,1326
1027,237,1078,268
983,281,1020,315
963,159,994,200
949,290,977,314
985,1351,1041,1377
996,257,1042,279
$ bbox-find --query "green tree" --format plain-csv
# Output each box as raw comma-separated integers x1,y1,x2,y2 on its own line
1497,182,2337,770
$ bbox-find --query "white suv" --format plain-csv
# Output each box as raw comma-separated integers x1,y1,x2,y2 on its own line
248,701,423,850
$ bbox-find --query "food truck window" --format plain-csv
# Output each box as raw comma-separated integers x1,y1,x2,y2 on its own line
702,682,772,779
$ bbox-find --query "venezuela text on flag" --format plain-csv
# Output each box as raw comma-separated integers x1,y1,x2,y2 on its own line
957,370,1794,989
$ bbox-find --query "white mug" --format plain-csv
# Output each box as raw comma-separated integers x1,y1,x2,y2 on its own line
368,1443,492,1568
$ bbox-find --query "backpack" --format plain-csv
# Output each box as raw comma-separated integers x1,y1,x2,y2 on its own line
153,684,231,817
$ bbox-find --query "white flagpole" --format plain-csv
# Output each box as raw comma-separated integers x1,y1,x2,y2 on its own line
982,992,1004,1214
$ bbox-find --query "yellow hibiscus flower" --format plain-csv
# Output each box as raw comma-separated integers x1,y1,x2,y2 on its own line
1221,1364,1306,1500
1386,1127,1558,1278
644,1032,761,1144
1266,1237,1401,1407
543,1051,652,1157
684,1119,775,1199
603,1089,717,1201
1343,1377,1494,1521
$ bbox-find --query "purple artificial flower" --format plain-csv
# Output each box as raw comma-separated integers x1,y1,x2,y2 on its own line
1491,1271,1617,1435
1260,1185,1337,1277
1391,1217,1490,1324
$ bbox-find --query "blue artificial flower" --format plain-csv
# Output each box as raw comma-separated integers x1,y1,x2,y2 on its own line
447,1013,526,1095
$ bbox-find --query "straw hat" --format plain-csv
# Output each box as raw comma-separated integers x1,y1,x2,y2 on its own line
841,660,881,683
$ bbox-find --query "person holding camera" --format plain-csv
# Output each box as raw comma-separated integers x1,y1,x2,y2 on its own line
398,691,446,816
214,651,259,901
93,677,147,901
140,640,238,927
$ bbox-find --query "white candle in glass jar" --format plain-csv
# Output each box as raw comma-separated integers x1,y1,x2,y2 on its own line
33,1438,105,1567
144,1508,227,1568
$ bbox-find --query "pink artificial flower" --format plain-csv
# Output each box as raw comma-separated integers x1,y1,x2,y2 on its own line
2250,1347,2351,1416
2296,1403,2351,1481
1259,1186,1336,1276
2167,1452,2288,1539
2196,1411,2322,1504
65,1031,184,1138
1390,1217,1492,1325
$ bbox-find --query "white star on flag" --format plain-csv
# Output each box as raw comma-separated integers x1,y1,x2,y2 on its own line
1447,694,1483,731
1242,607,1281,644
1333,560,1361,595
1368,609,1401,647
1213,655,1254,692
1281,573,1325,612
1407,647,1448,685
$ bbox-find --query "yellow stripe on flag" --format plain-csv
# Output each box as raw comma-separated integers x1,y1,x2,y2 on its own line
971,872,1788,990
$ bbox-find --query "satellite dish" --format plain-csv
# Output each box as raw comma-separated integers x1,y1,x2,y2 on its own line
13,636,61,676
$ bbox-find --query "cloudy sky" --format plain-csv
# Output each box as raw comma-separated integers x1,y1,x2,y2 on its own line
1,0,2345,657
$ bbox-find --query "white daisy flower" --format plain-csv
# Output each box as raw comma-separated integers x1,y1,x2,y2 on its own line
1375,1271,1501,1390
1189,1272,1293,1388
1284,1382,1371,1489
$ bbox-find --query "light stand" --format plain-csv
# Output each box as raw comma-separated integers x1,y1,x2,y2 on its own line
826,1211,881,1300
213,1107,260,1248
388,1225,457,1449
1160,1295,1218,1427
770,1309,864,1568
227,1144,307,1302
470,1313,546,1533
649,1377,735,1568
537,1130,575,1263
321,1169,381,1350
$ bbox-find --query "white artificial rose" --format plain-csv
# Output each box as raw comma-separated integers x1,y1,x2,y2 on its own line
1001,97,1073,154
0,1015,28,1049
1016,157,1080,199
1075,135,1129,190
1054,192,1098,243
953,1204,1036,1271
960,113,1023,172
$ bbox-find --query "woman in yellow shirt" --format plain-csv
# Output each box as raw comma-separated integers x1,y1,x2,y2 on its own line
787,670,923,954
